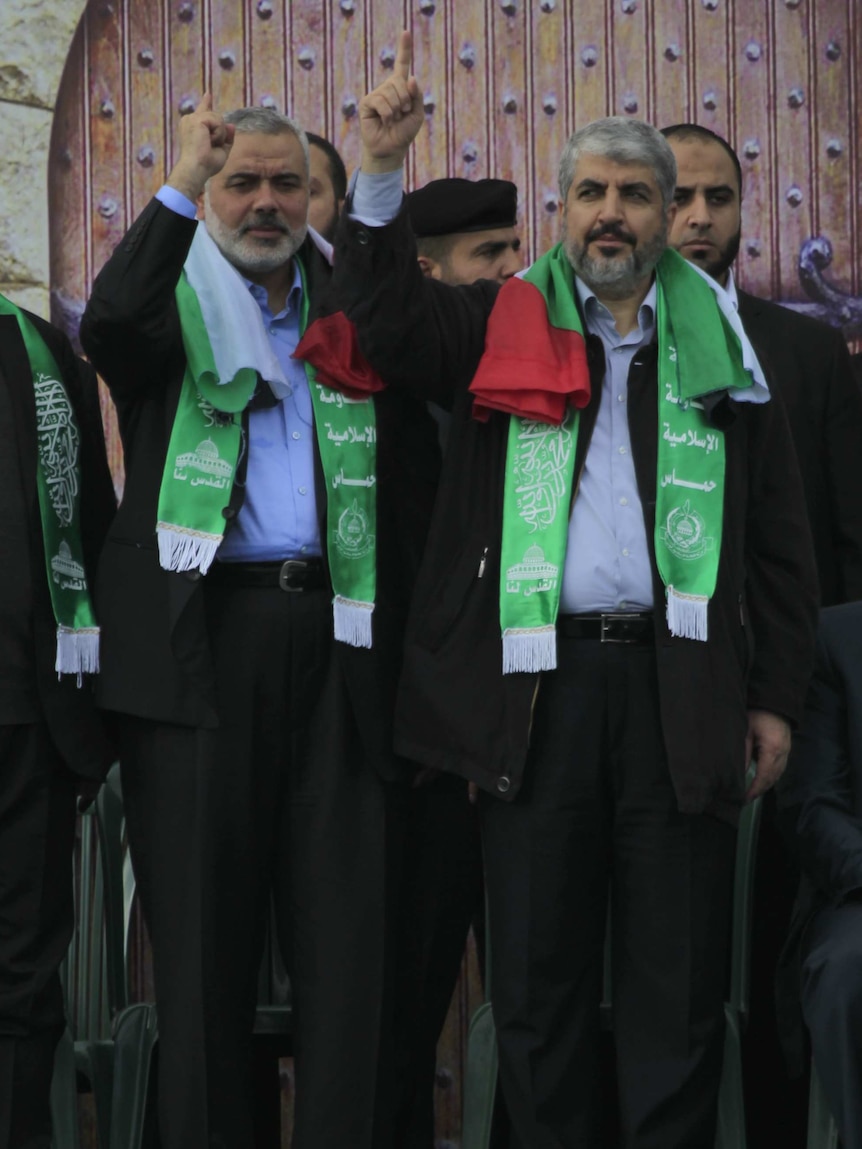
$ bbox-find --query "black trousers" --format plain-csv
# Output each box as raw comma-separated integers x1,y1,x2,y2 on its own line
479,637,737,1149
0,723,77,1149
118,584,389,1149
383,774,484,1148
800,899,862,1149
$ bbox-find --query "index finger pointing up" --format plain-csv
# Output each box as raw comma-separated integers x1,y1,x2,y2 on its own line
394,29,413,82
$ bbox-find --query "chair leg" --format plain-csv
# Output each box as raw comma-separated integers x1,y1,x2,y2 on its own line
715,1004,746,1149
109,1003,159,1149
807,1060,840,1149
50,1026,81,1149
462,1002,498,1149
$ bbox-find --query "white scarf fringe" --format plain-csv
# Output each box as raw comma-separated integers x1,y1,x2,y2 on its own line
157,522,222,575
503,626,558,673
333,595,374,649
666,587,709,641
55,626,100,682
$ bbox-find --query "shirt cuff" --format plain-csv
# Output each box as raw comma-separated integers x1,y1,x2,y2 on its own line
156,184,198,219
348,168,404,227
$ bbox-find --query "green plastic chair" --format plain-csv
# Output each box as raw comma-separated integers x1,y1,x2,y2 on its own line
103,770,294,1149
462,796,763,1149
50,773,124,1149
807,1061,840,1149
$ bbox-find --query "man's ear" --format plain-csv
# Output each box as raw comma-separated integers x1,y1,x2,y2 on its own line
417,255,442,280
666,200,678,229
196,191,206,221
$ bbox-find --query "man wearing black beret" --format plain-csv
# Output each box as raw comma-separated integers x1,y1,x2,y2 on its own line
407,177,522,286
382,177,522,1147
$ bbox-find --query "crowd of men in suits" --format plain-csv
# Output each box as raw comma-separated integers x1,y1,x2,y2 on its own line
3,26,862,1149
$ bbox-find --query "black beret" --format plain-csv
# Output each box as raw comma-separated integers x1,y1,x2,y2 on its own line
406,178,518,238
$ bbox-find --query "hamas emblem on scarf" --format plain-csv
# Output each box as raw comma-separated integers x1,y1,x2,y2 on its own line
506,545,559,595
33,373,80,527
661,500,715,561
51,540,86,590
334,499,374,560
173,439,233,489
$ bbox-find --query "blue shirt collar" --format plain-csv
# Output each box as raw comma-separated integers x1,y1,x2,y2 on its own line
244,259,303,320
574,274,657,336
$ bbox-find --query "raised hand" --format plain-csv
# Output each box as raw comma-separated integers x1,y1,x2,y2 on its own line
359,30,425,173
166,93,236,202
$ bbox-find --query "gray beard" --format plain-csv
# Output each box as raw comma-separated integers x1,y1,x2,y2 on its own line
564,222,667,300
204,203,307,276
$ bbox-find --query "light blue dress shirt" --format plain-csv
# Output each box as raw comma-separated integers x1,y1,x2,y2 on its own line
560,283,656,613
155,186,321,560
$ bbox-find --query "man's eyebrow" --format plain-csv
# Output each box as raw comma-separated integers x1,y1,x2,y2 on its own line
618,180,654,196
472,238,521,257
575,178,608,193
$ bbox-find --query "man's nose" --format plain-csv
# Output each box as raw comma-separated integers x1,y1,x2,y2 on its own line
596,189,624,224
497,246,523,282
687,193,712,230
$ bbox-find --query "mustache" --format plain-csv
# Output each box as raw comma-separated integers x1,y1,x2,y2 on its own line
586,222,636,246
240,212,289,235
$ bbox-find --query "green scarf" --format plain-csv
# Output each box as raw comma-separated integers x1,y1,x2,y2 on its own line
0,295,100,678
160,259,377,647
487,246,756,673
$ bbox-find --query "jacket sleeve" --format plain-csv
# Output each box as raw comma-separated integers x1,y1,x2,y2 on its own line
80,198,197,407
777,610,862,901
332,202,498,408
743,389,819,726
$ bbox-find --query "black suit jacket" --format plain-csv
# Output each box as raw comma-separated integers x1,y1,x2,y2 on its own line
80,199,439,777
333,207,819,820
737,289,862,607
0,310,116,779
776,602,862,1070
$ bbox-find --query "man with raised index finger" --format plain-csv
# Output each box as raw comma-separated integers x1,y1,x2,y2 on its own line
80,93,439,1148
308,32,819,1147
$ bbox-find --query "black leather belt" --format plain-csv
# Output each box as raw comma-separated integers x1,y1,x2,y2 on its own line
557,612,654,644
207,558,325,592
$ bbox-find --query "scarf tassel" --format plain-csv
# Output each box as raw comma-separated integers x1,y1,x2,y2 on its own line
55,626,100,682
157,523,221,576
666,587,709,642
502,626,558,674
333,595,374,649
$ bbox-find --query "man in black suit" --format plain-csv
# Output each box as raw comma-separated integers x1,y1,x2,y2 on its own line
385,177,522,1149
0,299,115,1148
663,122,862,606
778,602,862,1149
80,96,438,1148
320,34,818,1147
664,122,862,1147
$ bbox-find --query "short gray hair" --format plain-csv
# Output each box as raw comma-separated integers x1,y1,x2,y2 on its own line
558,117,677,209
224,106,310,175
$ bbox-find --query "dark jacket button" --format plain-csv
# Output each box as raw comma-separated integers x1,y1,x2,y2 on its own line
496,775,511,794
222,506,237,520
355,229,370,245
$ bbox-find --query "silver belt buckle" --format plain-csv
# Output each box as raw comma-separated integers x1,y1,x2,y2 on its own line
278,559,306,592
601,612,634,643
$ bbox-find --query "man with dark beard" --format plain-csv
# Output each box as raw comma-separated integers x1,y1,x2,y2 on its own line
664,122,862,1149
80,97,439,1149
663,123,862,605
310,33,820,1146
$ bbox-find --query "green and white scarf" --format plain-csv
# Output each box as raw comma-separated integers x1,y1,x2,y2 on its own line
0,294,100,678
158,225,377,647
471,246,768,673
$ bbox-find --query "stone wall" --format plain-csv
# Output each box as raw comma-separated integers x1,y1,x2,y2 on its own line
0,0,87,317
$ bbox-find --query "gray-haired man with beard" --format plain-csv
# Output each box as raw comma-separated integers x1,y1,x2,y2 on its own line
80,96,439,1148
318,33,819,1146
